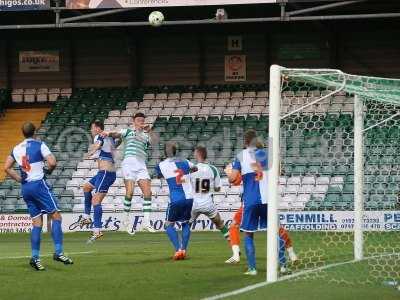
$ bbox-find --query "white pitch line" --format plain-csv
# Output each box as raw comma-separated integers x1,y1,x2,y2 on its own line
0,251,94,260
202,252,400,300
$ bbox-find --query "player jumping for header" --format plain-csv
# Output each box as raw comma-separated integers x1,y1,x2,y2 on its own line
3,122,73,270
102,112,155,234
81,120,117,243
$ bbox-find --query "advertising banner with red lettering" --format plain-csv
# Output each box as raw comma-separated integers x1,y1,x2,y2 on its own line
19,50,60,72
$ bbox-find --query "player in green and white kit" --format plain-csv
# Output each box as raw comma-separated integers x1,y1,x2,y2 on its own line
190,146,229,240
103,112,155,234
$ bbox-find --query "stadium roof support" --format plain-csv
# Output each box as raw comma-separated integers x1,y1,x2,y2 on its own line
60,8,138,24
286,0,366,16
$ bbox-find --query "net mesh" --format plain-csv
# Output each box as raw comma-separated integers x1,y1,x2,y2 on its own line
288,70,400,105
277,68,400,285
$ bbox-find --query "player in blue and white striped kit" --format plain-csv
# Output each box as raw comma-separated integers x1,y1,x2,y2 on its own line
155,142,196,260
3,122,73,271
226,130,287,276
81,120,117,243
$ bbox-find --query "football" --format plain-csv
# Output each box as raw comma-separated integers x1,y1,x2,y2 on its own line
149,11,164,27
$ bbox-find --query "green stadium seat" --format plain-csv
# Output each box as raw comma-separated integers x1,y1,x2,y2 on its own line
321,165,335,175
327,185,342,194
321,200,334,210
343,184,354,193
335,165,349,175
181,117,193,124
304,200,321,210
341,194,353,203
307,165,320,174
207,116,220,123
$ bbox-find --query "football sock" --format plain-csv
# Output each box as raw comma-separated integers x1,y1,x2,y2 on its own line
51,219,63,256
279,237,287,266
232,245,240,260
244,235,256,269
220,225,229,240
166,224,180,251
93,204,103,230
181,222,191,250
124,196,132,213
84,192,92,216
31,226,42,259
229,223,241,247
143,197,152,225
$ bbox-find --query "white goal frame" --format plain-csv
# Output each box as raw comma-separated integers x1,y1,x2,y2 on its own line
266,65,372,282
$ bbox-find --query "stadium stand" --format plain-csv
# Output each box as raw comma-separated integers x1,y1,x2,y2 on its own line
11,88,73,104
0,88,139,212
69,88,399,213
0,86,399,213
0,108,50,181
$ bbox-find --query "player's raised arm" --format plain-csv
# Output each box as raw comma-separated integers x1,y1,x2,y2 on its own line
86,136,103,159
3,154,21,183
102,130,122,139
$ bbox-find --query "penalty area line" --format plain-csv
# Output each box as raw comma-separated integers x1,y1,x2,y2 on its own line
202,252,400,300
0,251,95,260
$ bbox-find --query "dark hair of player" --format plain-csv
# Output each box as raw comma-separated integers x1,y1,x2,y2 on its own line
195,145,207,160
22,122,36,138
165,141,177,158
91,120,104,130
134,112,146,119
244,129,257,147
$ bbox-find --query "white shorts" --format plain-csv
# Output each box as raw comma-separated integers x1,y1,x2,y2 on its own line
121,156,150,182
190,201,219,223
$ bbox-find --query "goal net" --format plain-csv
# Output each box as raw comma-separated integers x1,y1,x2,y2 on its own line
266,65,400,285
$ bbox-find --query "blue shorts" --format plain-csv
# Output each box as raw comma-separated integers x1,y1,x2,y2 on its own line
88,170,116,193
21,179,60,218
240,203,267,232
166,199,193,223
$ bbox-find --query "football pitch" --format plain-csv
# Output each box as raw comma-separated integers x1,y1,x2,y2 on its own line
0,232,399,300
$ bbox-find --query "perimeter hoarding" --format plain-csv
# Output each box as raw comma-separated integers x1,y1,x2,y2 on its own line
66,0,276,9
1,211,399,233
0,0,50,11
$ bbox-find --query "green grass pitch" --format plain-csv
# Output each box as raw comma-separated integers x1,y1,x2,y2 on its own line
0,232,399,300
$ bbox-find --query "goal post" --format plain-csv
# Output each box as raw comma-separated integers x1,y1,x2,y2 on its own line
267,64,282,282
266,65,400,284
353,94,364,261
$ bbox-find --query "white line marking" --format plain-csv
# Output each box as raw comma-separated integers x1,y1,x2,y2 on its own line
0,251,94,260
202,252,400,300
